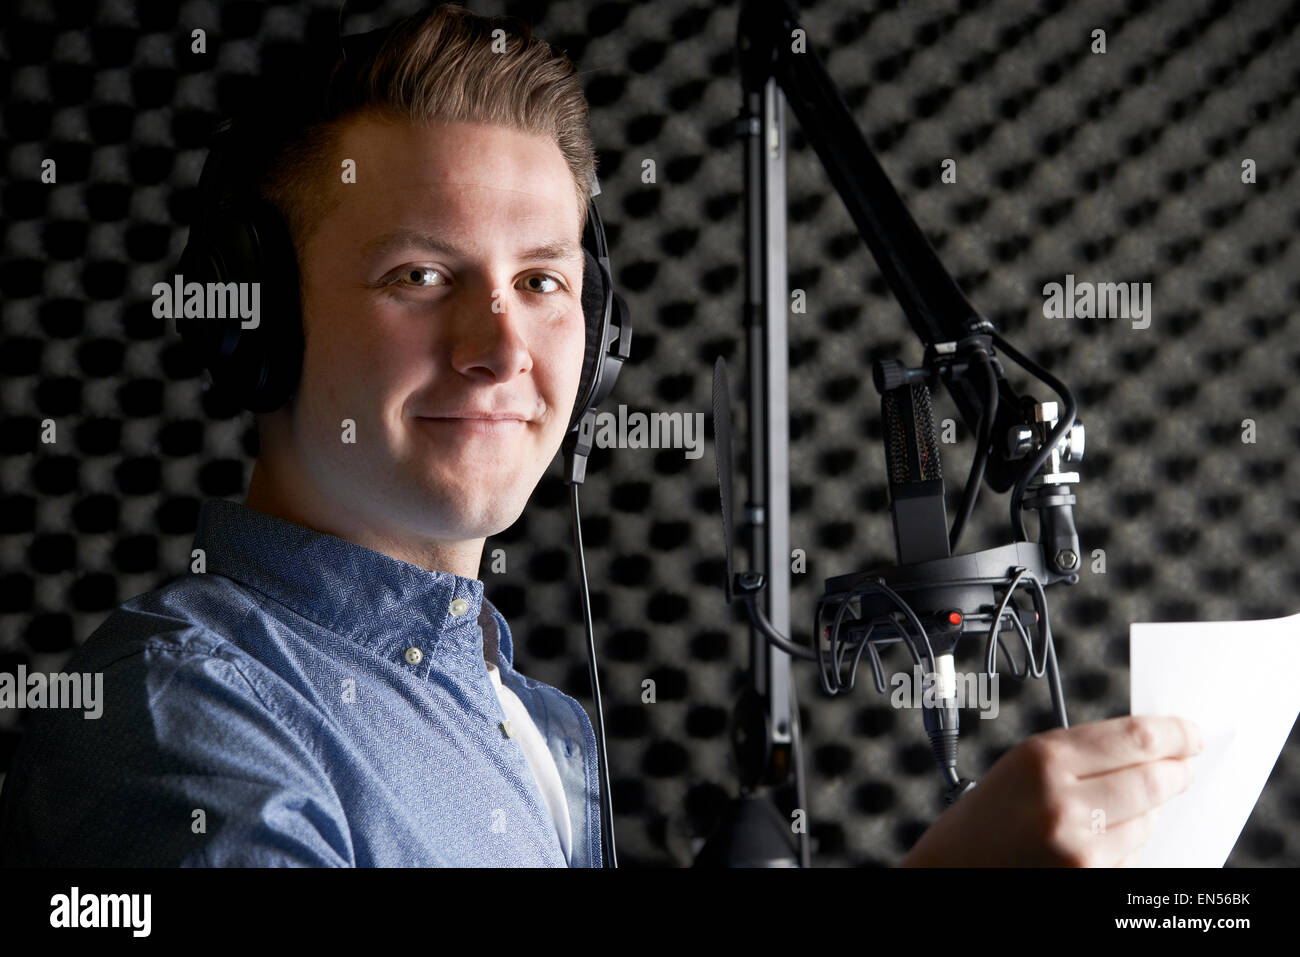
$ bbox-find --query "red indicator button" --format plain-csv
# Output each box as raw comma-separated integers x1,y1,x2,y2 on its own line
947,611,963,626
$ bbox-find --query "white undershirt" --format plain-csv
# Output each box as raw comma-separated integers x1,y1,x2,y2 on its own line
485,661,573,863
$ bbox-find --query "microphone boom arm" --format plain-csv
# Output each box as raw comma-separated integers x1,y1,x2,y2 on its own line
739,0,1032,493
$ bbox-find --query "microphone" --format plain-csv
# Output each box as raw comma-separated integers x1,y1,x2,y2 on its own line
875,367,965,798
783,339,1081,801
717,331,1082,806
878,372,950,567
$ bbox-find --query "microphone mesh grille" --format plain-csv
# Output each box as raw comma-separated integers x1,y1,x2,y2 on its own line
881,384,943,485
913,383,942,482
882,390,908,485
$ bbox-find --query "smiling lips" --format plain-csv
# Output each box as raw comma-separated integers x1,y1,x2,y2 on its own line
415,413,529,437
422,411,531,420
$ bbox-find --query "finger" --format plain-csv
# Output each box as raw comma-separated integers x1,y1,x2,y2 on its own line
1043,715,1202,778
1090,805,1163,867
1073,757,1194,828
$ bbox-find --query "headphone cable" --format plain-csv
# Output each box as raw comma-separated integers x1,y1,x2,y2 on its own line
569,482,618,867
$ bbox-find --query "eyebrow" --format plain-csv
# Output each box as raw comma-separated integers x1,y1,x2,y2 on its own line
361,229,582,264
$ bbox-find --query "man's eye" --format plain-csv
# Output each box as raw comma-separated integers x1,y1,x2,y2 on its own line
521,274,562,294
390,266,445,287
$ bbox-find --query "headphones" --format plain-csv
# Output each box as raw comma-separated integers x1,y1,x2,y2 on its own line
177,28,632,480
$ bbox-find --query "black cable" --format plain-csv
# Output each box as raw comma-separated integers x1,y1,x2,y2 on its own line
817,583,870,695
982,565,1069,728
1030,573,1069,728
840,622,876,693
860,579,936,678
984,567,1034,674
831,615,878,694
989,331,1078,542
948,349,998,553
569,484,617,868
813,578,933,696
865,629,888,694
997,615,1032,679
746,591,819,661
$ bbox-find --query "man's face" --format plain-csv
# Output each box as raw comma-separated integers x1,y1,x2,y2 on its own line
280,115,586,553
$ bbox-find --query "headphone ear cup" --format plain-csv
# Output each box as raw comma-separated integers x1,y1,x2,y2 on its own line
233,202,303,412
177,195,303,414
570,245,607,434
588,287,630,411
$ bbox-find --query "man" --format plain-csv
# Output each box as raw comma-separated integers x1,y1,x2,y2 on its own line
0,3,1199,868
1,3,598,868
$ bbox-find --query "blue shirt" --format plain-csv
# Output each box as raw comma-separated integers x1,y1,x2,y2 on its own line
0,499,603,867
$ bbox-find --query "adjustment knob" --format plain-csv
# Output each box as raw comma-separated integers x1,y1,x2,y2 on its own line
873,359,910,395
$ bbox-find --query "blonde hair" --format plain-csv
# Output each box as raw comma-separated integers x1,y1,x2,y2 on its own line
260,3,597,250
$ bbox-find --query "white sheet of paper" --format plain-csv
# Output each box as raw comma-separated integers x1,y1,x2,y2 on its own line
1130,611,1300,867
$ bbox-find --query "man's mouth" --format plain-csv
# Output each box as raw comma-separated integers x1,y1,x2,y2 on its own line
414,415,529,436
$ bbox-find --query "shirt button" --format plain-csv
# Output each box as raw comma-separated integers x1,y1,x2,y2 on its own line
404,647,423,665
500,720,515,738
449,598,470,617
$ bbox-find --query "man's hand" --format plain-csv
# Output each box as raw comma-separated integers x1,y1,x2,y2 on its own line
900,715,1203,867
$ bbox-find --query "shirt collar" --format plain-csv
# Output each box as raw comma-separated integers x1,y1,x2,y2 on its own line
192,498,515,670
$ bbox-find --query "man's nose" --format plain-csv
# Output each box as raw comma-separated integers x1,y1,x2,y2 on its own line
447,283,533,381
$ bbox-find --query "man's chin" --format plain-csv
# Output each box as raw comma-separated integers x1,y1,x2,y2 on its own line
395,486,527,537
